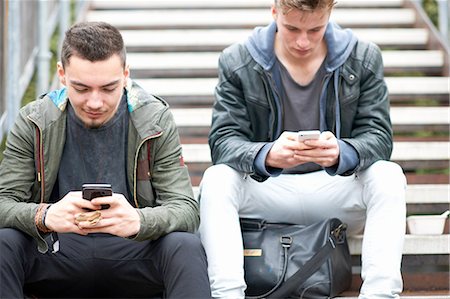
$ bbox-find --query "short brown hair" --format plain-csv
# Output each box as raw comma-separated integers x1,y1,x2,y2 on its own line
61,21,126,68
274,0,336,13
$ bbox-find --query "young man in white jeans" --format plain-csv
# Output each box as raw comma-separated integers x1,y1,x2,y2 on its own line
198,0,407,298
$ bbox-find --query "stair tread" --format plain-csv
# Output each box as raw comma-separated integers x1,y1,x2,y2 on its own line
348,234,450,255
86,8,416,28
171,107,450,126
128,50,444,70
134,77,450,96
90,0,404,10
121,28,429,48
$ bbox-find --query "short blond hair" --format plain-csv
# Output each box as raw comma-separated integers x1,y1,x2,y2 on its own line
274,0,336,13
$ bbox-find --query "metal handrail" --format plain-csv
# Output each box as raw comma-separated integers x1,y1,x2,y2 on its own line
415,0,449,44
1,0,86,142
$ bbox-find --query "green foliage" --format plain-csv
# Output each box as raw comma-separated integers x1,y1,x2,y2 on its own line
416,168,450,175
422,0,439,27
21,72,38,107
0,135,5,161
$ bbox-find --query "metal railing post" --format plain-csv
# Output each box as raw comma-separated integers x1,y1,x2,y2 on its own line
436,0,449,43
37,0,52,97
5,0,21,132
59,0,71,59
75,0,89,23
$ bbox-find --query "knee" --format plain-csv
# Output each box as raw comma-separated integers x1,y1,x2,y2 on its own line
160,232,207,271
361,161,407,209
162,232,205,255
364,161,407,189
0,228,31,257
199,164,243,204
201,164,240,186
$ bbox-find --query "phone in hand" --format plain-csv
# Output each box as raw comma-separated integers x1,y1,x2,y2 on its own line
82,183,112,209
297,130,321,141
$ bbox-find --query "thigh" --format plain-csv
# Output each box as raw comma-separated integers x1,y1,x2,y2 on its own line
88,234,165,298
24,233,98,297
93,232,208,298
240,170,367,235
1,228,38,298
26,233,164,298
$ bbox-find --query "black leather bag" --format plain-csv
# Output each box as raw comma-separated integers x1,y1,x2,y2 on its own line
241,218,352,299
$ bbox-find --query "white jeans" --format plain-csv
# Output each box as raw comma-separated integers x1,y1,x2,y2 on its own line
198,161,407,299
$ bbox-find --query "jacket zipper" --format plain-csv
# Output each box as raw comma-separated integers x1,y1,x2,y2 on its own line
132,131,163,208
27,117,45,203
264,68,283,140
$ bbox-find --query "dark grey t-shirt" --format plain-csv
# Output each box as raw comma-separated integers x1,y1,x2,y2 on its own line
56,94,131,203
277,59,326,174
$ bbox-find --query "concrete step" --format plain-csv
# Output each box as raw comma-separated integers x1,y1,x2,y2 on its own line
406,184,450,204
121,28,429,52
180,142,450,163
134,77,449,100
128,50,444,77
392,142,449,161
390,107,450,125
349,234,450,255
170,107,450,127
90,0,404,10
86,8,416,29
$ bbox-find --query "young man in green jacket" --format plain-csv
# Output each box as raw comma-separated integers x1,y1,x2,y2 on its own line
199,0,407,298
0,21,211,298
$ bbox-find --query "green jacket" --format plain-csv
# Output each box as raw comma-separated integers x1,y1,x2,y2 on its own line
209,21,393,182
0,80,198,253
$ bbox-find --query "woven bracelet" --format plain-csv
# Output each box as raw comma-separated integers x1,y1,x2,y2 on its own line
35,203,53,233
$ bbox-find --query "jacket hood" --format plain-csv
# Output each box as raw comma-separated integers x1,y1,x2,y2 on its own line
245,21,357,72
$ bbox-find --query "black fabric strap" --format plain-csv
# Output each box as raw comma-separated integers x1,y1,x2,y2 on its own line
267,237,335,298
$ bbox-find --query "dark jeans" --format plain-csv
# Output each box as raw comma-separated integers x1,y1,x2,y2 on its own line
0,228,211,298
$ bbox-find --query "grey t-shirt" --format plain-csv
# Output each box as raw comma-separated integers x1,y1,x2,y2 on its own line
56,94,131,203
277,59,326,174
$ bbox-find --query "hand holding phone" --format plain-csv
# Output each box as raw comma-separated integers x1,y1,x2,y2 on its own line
297,130,321,141
82,183,112,209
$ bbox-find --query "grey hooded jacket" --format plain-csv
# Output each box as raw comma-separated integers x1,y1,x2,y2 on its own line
0,80,198,253
209,21,393,182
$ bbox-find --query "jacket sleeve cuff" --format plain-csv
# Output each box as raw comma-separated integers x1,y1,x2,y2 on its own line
325,140,359,176
254,143,283,177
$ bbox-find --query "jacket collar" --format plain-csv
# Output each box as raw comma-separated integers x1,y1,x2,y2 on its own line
33,79,166,140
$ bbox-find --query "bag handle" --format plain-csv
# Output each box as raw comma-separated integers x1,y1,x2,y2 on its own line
246,235,292,299
266,223,346,298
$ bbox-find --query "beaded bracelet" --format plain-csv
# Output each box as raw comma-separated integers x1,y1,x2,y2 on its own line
35,203,53,233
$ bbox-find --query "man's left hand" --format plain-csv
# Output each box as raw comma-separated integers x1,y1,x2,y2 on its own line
75,193,141,238
295,131,340,167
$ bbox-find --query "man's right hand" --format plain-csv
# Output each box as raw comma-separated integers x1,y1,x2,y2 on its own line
265,131,307,168
44,191,100,235
265,131,339,169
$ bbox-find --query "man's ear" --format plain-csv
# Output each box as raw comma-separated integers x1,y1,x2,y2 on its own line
123,64,130,87
57,62,66,86
271,4,278,21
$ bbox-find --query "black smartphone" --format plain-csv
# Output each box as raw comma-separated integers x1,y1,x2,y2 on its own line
82,183,112,209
